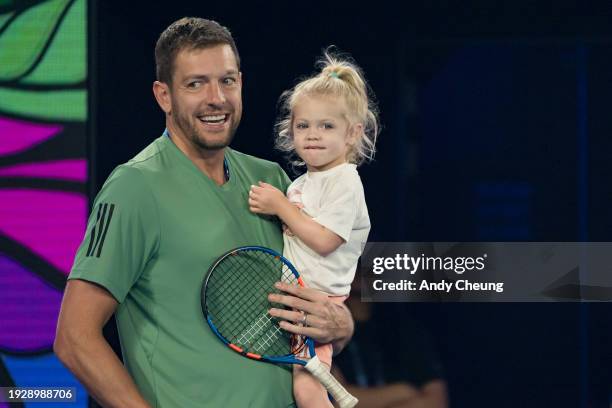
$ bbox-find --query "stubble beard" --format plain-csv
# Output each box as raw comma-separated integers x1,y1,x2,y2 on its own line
172,104,240,152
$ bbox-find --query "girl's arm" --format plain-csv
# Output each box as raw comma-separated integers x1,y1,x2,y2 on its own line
249,182,343,257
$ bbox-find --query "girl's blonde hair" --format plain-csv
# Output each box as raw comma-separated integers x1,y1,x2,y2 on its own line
275,48,380,169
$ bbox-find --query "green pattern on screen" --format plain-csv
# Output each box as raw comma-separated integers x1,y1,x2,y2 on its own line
0,0,85,121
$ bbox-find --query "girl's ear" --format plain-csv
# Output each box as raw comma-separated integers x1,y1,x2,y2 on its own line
347,123,364,145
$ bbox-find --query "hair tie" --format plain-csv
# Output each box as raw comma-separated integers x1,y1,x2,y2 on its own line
328,72,340,79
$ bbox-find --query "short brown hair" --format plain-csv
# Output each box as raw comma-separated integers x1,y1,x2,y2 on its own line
155,17,240,85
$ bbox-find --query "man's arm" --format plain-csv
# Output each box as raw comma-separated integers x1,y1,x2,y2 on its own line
54,280,151,408
267,282,354,354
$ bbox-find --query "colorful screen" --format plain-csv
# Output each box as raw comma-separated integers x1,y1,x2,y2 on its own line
0,0,89,405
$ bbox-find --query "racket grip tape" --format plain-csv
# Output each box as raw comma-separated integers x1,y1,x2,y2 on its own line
304,355,359,408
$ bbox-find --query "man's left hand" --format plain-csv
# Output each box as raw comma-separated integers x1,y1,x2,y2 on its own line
268,281,354,353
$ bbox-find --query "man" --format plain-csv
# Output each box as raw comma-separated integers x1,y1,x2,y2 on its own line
54,17,354,408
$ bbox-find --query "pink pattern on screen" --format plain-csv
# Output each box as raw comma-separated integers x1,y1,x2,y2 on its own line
0,190,87,274
0,159,87,182
0,117,62,156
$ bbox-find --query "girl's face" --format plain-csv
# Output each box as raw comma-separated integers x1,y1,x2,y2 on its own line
292,94,357,172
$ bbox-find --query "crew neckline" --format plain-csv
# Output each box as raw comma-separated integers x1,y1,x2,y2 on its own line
306,162,355,179
160,130,235,191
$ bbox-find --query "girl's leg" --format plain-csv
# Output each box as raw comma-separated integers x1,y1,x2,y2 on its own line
293,364,334,408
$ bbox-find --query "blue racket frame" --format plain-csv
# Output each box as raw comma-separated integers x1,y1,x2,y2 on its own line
202,245,316,366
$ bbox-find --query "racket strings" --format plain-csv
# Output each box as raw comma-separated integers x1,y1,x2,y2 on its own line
208,259,256,332
205,249,299,356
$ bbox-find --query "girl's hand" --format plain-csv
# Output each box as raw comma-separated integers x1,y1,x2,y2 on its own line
248,181,287,215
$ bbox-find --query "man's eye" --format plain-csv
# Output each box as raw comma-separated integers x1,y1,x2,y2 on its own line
188,81,202,89
223,77,236,85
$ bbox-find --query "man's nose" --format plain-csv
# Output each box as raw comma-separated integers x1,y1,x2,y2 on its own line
204,82,226,105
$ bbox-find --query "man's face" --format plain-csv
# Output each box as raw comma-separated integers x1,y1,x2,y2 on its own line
168,45,242,151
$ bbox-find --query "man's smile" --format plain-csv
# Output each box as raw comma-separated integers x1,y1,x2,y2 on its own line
197,113,229,124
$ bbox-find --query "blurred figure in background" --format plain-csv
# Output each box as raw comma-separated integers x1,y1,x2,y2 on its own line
332,272,448,408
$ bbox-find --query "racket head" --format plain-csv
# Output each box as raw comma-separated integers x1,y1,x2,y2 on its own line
202,246,308,363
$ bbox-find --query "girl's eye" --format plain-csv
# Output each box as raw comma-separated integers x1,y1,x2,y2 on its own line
323,123,334,129
296,123,308,129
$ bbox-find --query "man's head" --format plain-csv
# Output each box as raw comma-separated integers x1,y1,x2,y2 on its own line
155,17,240,86
153,18,242,153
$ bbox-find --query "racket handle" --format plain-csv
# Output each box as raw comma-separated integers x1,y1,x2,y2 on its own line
304,355,359,408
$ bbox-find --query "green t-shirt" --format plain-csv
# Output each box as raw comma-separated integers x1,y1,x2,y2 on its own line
70,135,294,407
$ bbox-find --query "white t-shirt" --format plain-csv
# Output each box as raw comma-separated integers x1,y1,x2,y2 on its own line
283,163,370,295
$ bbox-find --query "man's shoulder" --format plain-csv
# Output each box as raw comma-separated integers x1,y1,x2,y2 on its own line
227,148,291,190
125,136,167,171
104,136,169,186
99,137,169,196
227,148,284,173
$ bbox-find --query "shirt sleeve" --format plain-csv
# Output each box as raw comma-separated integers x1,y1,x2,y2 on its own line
69,165,160,303
312,180,357,242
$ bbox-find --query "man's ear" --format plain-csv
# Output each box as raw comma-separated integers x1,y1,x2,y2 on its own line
153,81,172,114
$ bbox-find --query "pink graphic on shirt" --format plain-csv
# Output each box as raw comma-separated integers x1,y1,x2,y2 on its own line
284,189,304,236
287,188,304,209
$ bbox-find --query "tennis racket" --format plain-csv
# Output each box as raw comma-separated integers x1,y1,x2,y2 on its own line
201,245,358,408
